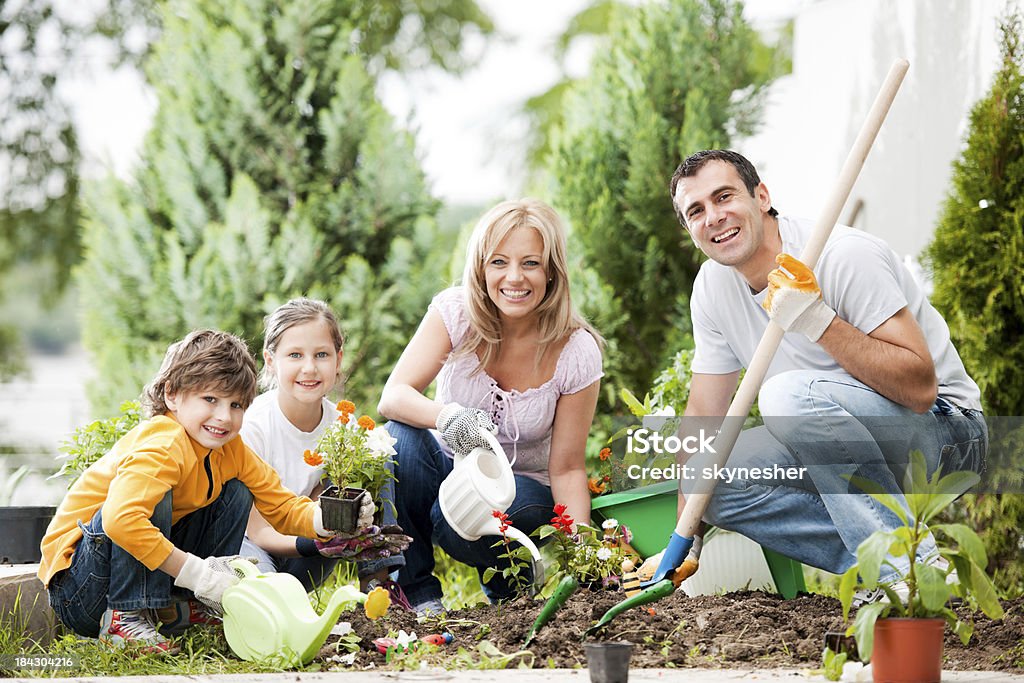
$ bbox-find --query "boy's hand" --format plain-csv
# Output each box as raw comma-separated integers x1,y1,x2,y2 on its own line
174,554,255,615
762,253,836,342
313,493,376,535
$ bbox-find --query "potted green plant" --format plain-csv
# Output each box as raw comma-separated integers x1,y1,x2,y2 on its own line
311,401,397,533
838,450,1004,683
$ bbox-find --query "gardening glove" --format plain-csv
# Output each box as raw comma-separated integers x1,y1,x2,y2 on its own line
435,402,497,456
174,553,256,615
314,524,413,560
762,253,836,343
641,533,700,586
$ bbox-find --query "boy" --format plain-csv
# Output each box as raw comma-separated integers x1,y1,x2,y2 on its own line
39,329,369,653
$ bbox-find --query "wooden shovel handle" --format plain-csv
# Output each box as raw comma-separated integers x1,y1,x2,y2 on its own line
674,58,910,538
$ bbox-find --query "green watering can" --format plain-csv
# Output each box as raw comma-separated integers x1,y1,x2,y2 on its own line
221,558,366,666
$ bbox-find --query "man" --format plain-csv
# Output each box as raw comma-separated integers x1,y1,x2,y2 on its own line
651,149,986,587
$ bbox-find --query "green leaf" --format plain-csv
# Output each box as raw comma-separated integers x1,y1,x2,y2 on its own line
619,388,648,417
968,559,1005,620
856,531,898,587
482,567,496,584
851,601,889,661
915,562,951,614
933,523,988,568
918,471,980,523
839,565,859,619
846,475,909,525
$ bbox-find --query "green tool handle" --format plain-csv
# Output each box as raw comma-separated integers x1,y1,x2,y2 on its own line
585,579,675,638
524,575,579,645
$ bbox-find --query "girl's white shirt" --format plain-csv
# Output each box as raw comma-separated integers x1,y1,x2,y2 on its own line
240,389,338,496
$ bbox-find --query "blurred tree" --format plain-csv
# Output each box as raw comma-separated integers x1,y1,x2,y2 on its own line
925,9,1024,595
77,0,479,414
548,0,778,396
0,0,490,379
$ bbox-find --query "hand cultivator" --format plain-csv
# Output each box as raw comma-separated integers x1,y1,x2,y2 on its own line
583,57,911,638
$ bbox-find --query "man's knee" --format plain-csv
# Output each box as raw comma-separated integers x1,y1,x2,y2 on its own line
758,371,818,417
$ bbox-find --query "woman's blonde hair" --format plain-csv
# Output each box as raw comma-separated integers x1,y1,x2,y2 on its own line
458,198,602,370
259,298,345,390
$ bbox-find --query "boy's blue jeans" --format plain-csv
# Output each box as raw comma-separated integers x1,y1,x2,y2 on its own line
389,421,554,607
701,370,987,583
47,479,252,637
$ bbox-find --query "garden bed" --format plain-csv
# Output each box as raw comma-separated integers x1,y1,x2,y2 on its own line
321,590,1024,672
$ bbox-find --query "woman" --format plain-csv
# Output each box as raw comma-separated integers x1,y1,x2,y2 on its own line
378,198,603,615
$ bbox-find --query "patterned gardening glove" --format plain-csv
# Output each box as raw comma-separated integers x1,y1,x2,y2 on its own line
435,403,497,456
762,253,837,342
315,524,412,561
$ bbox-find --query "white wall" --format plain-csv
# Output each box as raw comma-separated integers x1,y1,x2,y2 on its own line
742,0,1003,260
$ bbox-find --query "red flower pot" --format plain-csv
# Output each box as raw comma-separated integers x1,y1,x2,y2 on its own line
872,618,944,683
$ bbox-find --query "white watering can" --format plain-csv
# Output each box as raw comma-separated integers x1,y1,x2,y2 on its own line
438,428,545,592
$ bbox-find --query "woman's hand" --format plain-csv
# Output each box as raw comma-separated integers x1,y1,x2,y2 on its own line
435,403,497,455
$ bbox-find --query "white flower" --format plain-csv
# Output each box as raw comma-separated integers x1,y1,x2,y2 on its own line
366,425,398,456
395,629,418,648
652,406,676,417
601,518,618,530
330,621,353,636
596,547,613,561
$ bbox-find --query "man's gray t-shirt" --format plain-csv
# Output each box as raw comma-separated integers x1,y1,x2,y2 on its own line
690,215,982,411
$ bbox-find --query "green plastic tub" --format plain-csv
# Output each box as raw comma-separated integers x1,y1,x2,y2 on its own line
590,482,806,599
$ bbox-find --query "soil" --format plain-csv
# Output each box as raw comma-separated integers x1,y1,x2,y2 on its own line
320,590,1024,672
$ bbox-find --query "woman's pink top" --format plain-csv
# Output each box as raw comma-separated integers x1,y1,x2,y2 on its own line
430,287,603,486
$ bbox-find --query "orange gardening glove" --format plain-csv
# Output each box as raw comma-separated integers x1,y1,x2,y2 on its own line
762,253,836,342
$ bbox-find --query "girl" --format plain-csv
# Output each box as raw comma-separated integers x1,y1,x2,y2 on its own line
378,198,604,615
240,298,409,605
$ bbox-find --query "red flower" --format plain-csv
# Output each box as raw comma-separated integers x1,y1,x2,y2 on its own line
492,509,510,533
550,503,574,534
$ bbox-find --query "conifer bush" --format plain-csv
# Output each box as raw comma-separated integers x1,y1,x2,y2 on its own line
548,0,780,393
925,9,1024,595
77,0,474,413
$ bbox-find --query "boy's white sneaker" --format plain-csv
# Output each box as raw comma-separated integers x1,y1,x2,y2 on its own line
99,608,180,654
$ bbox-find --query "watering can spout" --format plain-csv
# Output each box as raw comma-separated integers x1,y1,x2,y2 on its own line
312,584,365,648
501,525,545,594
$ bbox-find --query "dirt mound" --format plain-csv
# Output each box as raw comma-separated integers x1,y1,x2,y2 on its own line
323,590,1024,671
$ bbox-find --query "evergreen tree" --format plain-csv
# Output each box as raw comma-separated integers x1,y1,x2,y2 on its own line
926,11,1024,417
78,0,449,414
548,0,776,395
925,10,1024,595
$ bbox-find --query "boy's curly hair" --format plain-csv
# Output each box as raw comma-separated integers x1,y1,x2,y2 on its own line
141,329,257,418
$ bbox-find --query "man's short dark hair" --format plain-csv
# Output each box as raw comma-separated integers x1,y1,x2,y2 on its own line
669,149,779,226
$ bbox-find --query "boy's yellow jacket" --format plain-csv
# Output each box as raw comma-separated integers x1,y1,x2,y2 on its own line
39,414,320,587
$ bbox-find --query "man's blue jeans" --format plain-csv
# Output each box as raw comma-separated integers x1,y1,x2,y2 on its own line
47,479,252,637
389,421,554,606
702,370,987,582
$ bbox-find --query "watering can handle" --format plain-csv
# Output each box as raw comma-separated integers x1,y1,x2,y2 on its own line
479,427,514,467
229,557,260,578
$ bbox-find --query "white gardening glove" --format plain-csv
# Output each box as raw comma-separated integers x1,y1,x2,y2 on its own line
637,534,703,583
435,402,497,456
762,253,837,343
173,553,254,615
